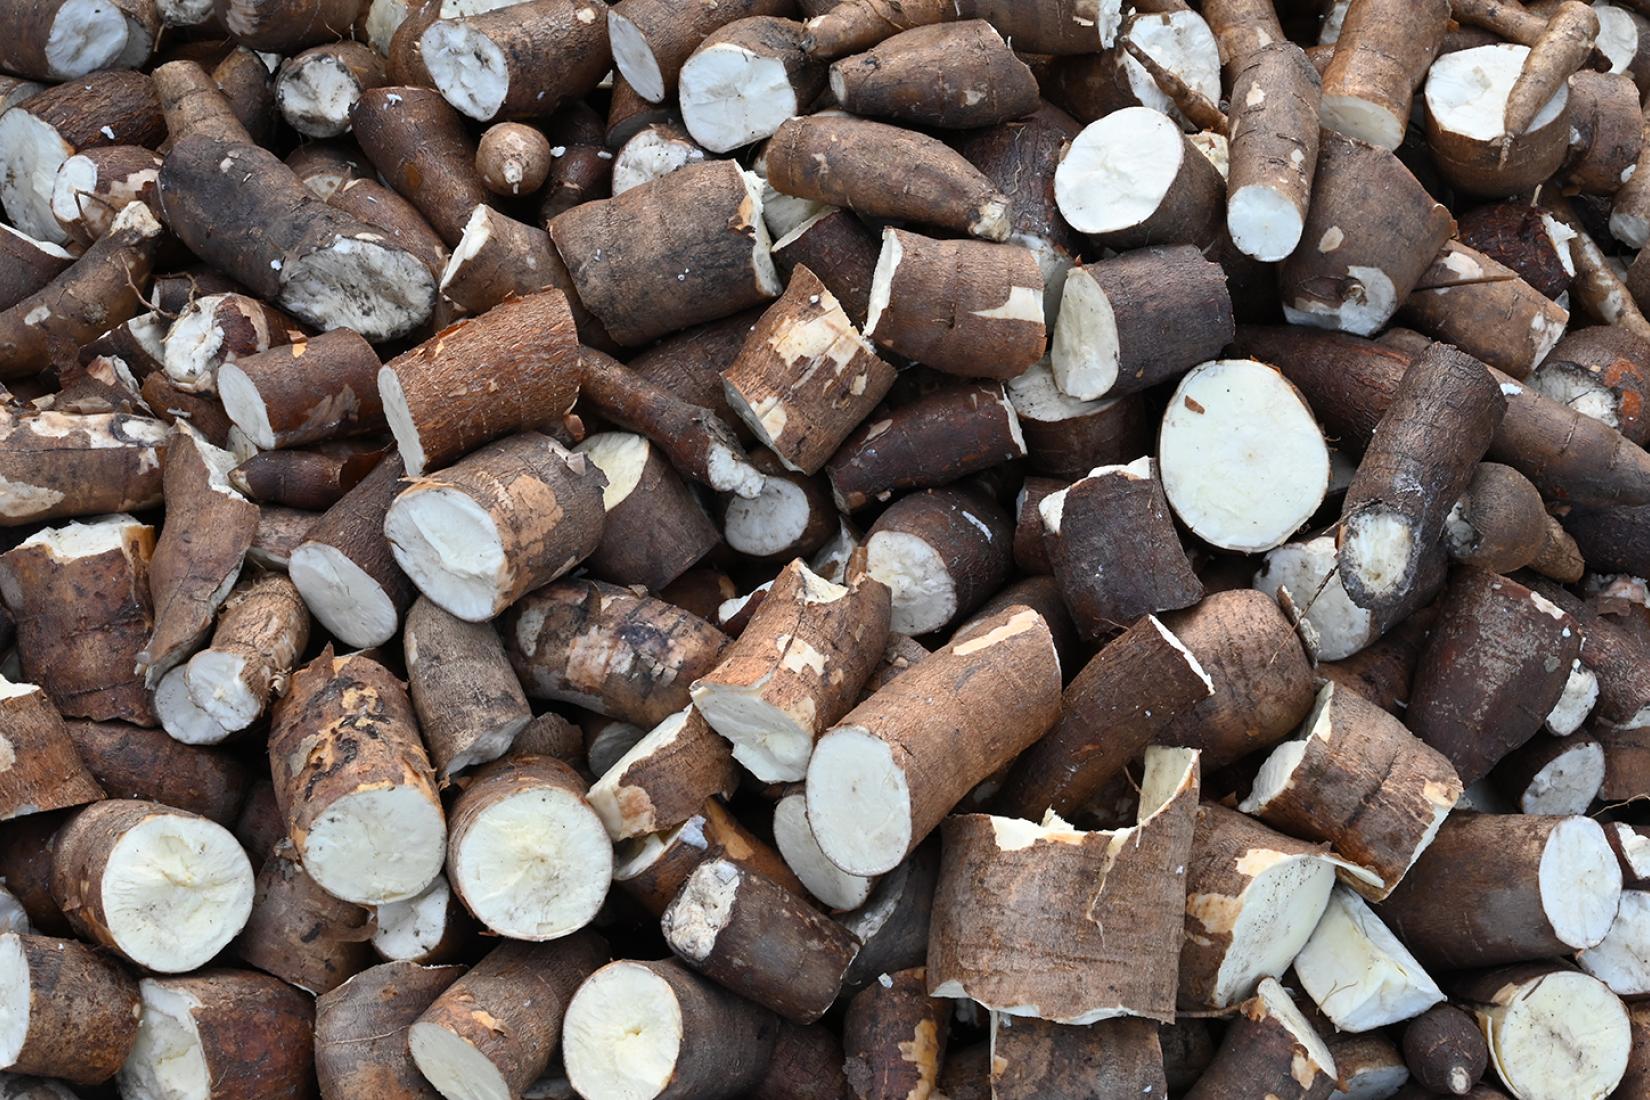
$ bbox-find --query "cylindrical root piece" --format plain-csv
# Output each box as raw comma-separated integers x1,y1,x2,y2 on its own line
801,0,955,59
504,579,730,727
1399,242,1568,378
409,933,607,1100
1280,133,1455,334
607,0,795,102
445,755,611,940
1326,1031,1409,1100
158,135,435,342
404,599,531,778
1425,44,1573,197
575,432,720,589
928,747,1199,1024
0,933,139,1085
268,651,445,906
806,606,1062,876
1240,682,1460,899
1159,359,1330,553
385,432,606,622
550,160,780,347
1291,884,1444,1031
1182,978,1338,1100
1320,0,1449,149
288,455,413,650
370,873,474,965
765,115,1011,241
0,516,157,726
0,411,167,528
48,144,162,249
1452,964,1630,1100
1533,326,1650,445
691,560,890,783
1041,458,1202,638
1404,1004,1488,1096
1226,42,1322,262
722,265,896,475
989,1015,1165,1100
1051,244,1232,402
865,229,1045,380
1054,107,1225,251
587,707,736,840
1378,813,1622,968
234,840,372,996
1448,462,1582,579
1492,731,1605,814
663,857,859,1023
50,800,253,973
1178,804,1341,1009
1407,568,1582,784
117,970,315,1100
315,960,465,1100
1340,342,1506,605
679,17,826,154
349,86,489,248
175,571,307,741
217,329,383,451
1456,201,1578,300
421,0,610,122
64,719,247,826
275,42,386,139
612,797,806,916
994,614,1211,820
562,959,778,1100
477,122,551,197
0,226,71,314
1006,363,1151,481
843,967,949,1099
829,21,1038,129
379,288,581,476
863,486,1011,635
0,680,104,821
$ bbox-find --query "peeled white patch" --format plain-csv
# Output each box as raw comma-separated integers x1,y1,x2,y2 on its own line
576,431,650,511
611,126,706,196
1255,977,1338,1082
1204,851,1337,1007
1521,739,1607,815
1121,12,1220,124
1293,886,1443,1032
864,227,902,339
384,486,506,623
864,530,956,635
1321,94,1404,150
692,681,813,783
661,858,738,961
1054,107,1183,235
371,873,453,961
1426,44,1568,141
1229,184,1305,263
215,364,276,450
303,786,446,906
680,44,797,154
17,513,141,559
409,1020,511,1100
422,21,509,120
737,167,781,297
44,0,129,79
563,963,683,1100
805,726,912,877
281,236,434,342
608,8,665,102
0,934,29,1068
1239,739,1308,816
1538,815,1623,950
162,295,233,394
1159,360,1330,553
1283,264,1398,336
276,53,364,139
452,785,611,939
723,475,810,559
101,814,254,972
773,791,874,910
118,981,208,1100
378,367,428,476
1483,970,1629,1100
290,542,401,649
362,0,410,53
1253,536,1375,661
1532,363,1620,429
1050,268,1120,400
0,109,78,244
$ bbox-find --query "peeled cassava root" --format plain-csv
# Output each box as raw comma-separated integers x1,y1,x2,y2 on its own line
6,4,1650,1099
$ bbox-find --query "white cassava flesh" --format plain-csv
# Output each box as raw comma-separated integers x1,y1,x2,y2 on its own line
1053,107,1185,236
301,786,446,906
863,530,955,636
118,981,208,1100
762,181,830,244
1519,739,1606,814
212,363,278,451
161,295,235,394
1253,536,1377,661
1159,360,1329,553
0,887,28,936
587,709,697,837
279,236,434,342
101,813,254,972
1532,364,1622,430
1293,886,1443,1032
1595,2,1638,76
723,475,812,558
384,488,508,623
804,725,920,878
276,55,365,139
0,936,26,1068
421,22,509,120
1051,267,1122,400
0,110,77,244
772,790,875,911
409,1019,511,1100
1121,12,1220,123
681,44,797,154
577,431,649,513
562,963,683,1100
1426,44,1569,142
1007,354,1122,427
607,8,665,102
660,858,738,962
289,542,401,649
1477,970,1630,1100
611,127,706,195
1201,848,1338,1008
1578,890,1650,996
863,227,902,339
153,665,233,746
45,0,130,80
370,873,454,961
1537,816,1624,950
1229,183,1304,264
451,785,611,940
